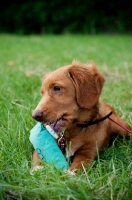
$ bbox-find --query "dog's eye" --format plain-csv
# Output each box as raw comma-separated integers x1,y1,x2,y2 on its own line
53,86,62,92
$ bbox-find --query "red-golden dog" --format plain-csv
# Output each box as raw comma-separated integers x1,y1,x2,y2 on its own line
32,61,132,172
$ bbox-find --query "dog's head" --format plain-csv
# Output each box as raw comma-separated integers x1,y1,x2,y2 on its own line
32,61,105,132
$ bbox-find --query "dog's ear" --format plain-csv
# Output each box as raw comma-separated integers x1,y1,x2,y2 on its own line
68,61,105,109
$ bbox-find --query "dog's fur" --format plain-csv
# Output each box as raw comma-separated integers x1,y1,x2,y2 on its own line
32,61,132,172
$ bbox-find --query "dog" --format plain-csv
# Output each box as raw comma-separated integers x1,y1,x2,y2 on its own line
32,61,132,173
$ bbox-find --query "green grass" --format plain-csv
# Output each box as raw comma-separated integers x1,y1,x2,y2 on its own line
0,34,132,200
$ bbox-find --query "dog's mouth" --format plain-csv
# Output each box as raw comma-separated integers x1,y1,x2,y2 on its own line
47,114,66,133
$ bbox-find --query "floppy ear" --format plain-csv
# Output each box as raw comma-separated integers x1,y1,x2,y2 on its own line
68,61,105,109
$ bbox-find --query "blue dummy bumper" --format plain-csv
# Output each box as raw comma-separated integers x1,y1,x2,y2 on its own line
29,123,69,171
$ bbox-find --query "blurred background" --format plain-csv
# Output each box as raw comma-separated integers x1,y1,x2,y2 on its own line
0,0,132,35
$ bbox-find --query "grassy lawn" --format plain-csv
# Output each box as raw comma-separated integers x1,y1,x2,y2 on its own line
0,34,132,200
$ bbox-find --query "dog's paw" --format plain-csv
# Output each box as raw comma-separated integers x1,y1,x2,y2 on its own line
30,166,43,175
64,169,76,176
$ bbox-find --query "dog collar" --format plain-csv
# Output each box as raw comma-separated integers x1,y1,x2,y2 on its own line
77,111,113,127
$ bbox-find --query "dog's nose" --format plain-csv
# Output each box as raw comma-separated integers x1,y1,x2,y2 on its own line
32,110,43,122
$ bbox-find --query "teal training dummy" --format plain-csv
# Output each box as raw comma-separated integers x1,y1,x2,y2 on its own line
29,122,69,171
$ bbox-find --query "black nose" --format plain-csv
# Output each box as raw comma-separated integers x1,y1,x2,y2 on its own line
32,110,43,122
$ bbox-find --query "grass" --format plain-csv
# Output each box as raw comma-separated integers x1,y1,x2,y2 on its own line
0,34,132,200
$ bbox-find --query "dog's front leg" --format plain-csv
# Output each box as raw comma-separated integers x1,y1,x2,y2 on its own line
69,146,98,172
32,150,41,165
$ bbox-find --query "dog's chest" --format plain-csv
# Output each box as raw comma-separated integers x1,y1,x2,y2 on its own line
65,138,84,159
64,128,86,159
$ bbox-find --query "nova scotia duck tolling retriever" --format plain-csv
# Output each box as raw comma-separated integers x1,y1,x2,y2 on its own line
32,61,132,173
